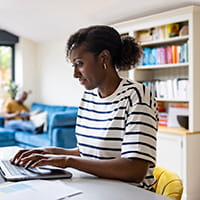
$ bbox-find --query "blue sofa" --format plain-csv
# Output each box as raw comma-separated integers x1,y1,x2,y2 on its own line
0,103,78,149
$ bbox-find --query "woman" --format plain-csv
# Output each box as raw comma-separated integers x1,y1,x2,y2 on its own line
11,25,158,190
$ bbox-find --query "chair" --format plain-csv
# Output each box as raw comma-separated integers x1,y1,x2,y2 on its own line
153,166,183,200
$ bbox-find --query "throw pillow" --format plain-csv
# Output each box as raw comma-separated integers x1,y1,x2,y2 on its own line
30,111,48,132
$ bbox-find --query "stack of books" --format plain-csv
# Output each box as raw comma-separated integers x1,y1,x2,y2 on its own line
141,43,188,66
136,23,186,42
143,78,189,100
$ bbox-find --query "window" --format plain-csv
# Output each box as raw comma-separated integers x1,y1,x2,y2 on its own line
0,30,18,111
0,45,14,87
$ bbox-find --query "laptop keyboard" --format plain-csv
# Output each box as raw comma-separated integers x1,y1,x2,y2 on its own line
0,160,72,181
2,160,38,176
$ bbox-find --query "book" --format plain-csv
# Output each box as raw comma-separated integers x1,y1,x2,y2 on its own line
150,48,157,65
152,26,166,40
142,48,151,65
165,23,180,38
136,29,152,42
159,47,166,64
172,45,178,63
166,46,172,64
158,112,168,127
177,78,189,100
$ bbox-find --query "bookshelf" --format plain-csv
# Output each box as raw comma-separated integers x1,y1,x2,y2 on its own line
113,6,200,200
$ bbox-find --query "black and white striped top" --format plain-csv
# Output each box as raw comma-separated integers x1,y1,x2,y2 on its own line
76,78,158,190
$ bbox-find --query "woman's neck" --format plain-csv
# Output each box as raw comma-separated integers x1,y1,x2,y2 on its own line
98,70,121,98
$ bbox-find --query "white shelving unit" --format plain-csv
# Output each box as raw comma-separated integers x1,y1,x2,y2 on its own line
136,62,188,69
113,6,200,200
140,35,189,46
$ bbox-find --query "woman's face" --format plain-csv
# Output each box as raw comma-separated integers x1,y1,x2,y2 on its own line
69,45,106,90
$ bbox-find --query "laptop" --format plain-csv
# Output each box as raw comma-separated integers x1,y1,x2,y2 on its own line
0,160,72,181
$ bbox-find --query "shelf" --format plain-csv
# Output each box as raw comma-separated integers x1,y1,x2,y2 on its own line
140,35,189,46
136,63,188,70
158,126,200,135
156,98,188,102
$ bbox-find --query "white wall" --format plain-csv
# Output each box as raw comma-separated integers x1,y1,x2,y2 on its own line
35,38,83,106
15,37,83,107
16,38,83,106
15,37,37,107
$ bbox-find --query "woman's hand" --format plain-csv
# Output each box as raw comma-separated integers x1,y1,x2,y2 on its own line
10,148,48,165
18,154,69,168
10,147,79,167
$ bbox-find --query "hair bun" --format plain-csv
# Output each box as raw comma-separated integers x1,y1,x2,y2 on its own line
116,36,142,71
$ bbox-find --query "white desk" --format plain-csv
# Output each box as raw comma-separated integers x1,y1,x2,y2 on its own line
0,146,171,200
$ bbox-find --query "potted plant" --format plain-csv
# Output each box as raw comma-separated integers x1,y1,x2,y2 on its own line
3,80,19,99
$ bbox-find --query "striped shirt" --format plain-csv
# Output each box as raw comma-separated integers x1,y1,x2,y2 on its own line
76,78,158,190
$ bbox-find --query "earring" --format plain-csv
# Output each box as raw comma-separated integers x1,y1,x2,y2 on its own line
103,63,107,69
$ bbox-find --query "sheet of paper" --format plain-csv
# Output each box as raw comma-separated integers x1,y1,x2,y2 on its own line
0,180,82,200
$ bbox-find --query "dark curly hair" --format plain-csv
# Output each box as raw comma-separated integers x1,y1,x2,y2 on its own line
66,25,142,71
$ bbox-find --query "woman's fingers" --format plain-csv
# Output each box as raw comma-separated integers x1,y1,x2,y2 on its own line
10,149,29,164
23,160,36,168
30,159,51,168
10,149,44,165
19,154,44,167
12,152,68,169
22,156,57,168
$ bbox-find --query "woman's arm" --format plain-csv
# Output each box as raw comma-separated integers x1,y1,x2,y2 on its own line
43,147,80,156
18,154,149,183
67,156,149,182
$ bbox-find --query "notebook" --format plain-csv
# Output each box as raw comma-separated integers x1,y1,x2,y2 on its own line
0,160,72,181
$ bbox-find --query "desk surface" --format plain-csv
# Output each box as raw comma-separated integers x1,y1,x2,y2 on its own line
0,146,171,200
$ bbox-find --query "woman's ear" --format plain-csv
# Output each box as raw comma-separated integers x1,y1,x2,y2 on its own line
98,50,111,64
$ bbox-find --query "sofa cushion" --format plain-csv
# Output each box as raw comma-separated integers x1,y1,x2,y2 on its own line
0,128,15,141
51,127,77,148
30,111,48,131
15,131,50,147
50,109,78,128
0,128,16,147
